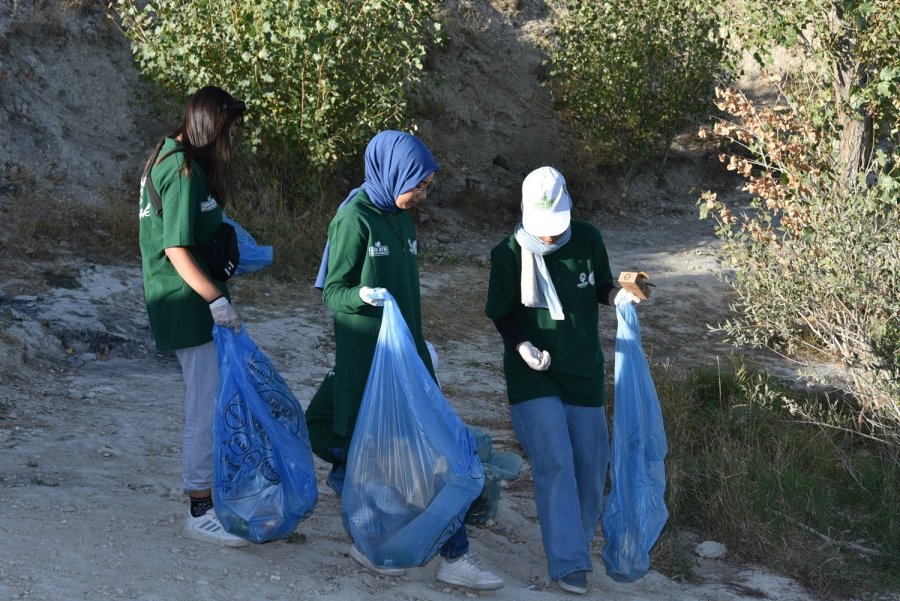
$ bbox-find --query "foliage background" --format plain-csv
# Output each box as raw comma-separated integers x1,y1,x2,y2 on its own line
113,0,442,169
544,0,731,169
699,0,900,446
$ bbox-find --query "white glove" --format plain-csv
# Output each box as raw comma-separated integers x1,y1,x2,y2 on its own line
209,296,240,332
615,287,641,306
517,341,551,371
359,286,387,306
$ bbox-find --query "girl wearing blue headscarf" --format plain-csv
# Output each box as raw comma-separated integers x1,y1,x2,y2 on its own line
305,131,503,590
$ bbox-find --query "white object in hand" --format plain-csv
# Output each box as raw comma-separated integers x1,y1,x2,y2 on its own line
209,297,240,331
517,341,551,371
359,286,387,306
614,288,641,306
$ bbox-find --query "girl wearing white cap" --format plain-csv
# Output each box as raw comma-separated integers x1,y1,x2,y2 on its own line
484,166,640,594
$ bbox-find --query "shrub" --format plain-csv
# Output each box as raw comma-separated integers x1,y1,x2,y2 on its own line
657,360,900,597
543,0,730,168
731,0,900,189
699,87,899,446
110,0,442,168
699,1,900,448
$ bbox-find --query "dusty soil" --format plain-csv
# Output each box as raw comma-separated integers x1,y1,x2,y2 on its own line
0,1,832,600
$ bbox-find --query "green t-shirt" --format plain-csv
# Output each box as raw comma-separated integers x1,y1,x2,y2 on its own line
485,220,614,407
139,138,228,352
318,190,435,440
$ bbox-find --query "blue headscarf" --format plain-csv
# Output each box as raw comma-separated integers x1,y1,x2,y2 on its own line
315,130,439,289
361,130,439,211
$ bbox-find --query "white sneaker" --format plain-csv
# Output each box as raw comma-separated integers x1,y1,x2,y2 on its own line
436,553,504,590
184,509,250,547
349,544,406,576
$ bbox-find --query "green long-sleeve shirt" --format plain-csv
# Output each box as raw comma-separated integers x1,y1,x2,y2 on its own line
307,191,435,460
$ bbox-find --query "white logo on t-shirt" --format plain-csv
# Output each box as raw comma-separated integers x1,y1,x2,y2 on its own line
577,271,595,289
368,241,390,257
138,178,150,219
408,239,418,255
200,196,218,212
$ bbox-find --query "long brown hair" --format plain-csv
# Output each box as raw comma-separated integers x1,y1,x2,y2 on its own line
142,86,246,206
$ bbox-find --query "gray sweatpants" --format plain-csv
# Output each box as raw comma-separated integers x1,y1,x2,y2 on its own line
175,341,218,493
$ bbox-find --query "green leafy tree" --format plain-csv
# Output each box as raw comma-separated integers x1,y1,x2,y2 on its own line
734,0,899,188
544,0,731,167
701,2,900,445
110,0,442,168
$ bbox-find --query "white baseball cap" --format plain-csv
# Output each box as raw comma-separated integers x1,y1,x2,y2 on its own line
521,166,572,237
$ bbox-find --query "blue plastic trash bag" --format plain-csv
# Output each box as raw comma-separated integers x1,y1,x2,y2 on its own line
465,426,523,525
601,302,669,582
213,325,318,543
223,214,273,274
343,292,484,569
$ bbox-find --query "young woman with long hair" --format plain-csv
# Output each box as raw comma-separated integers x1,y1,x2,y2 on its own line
139,85,247,547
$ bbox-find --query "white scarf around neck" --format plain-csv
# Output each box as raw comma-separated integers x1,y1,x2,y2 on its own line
514,224,571,321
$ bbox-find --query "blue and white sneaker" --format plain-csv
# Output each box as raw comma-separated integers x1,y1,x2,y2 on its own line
184,509,250,547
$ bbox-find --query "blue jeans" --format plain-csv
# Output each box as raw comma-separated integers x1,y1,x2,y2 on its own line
510,396,609,580
437,522,468,560
328,451,469,561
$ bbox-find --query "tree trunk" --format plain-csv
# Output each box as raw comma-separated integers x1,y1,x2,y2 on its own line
831,2,875,190
836,111,874,188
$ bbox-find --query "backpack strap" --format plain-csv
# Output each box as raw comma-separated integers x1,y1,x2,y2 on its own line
145,173,164,217
143,146,165,217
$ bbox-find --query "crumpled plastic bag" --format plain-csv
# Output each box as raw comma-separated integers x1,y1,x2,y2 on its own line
465,426,523,525
601,302,669,582
223,214,273,274
212,325,318,543
342,292,484,569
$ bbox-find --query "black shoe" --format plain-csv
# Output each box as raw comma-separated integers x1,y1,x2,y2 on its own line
558,570,588,594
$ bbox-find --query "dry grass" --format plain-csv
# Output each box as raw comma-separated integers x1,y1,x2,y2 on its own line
7,0,104,35
650,361,900,599
0,188,139,268
225,144,348,284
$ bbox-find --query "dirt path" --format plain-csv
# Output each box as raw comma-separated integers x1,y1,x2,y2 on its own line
0,204,820,601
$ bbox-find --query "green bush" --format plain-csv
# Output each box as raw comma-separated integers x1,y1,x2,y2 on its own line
544,0,730,167
700,88,899,446
110,0,442,168
700,2,900,447
731,0,899,189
